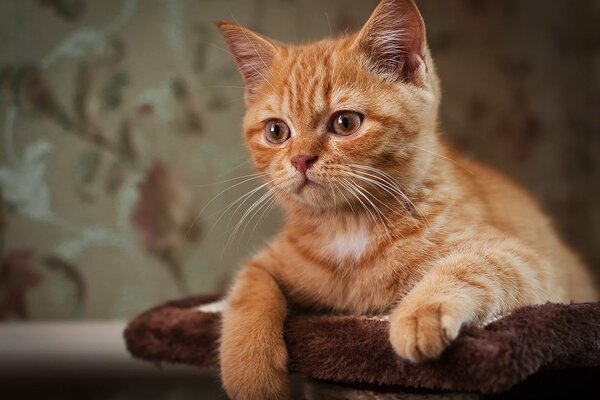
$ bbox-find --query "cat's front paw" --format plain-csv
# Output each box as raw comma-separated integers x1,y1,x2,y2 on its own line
389,303,462,363
220,330,290,400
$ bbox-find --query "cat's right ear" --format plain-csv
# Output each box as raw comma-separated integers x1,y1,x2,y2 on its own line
216,21,279,103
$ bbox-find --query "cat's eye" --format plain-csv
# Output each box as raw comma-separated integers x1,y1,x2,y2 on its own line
330,111,363,136
264,119,291,144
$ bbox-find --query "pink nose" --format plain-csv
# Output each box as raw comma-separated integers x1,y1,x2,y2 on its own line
291,154,318,175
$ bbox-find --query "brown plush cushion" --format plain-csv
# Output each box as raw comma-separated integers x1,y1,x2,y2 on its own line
124,295,600,394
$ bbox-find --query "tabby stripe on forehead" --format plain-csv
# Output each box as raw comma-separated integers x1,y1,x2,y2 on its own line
290,59,306,118
318,52,333,112
305,73,321,116
279,83,290,121
322,80,332,111
278,56,296,118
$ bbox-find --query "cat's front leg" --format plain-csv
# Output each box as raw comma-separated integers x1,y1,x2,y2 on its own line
220,254,289,400
389,243,544,363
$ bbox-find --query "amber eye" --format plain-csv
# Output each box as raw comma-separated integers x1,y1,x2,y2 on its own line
264,119,291,144
330,111,363,136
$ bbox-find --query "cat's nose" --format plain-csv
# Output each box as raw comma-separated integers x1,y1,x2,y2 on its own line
291,154,318,175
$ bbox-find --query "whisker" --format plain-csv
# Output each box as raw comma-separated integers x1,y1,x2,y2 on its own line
245,186,282,248
205,85,247,89
347,170,422,236
323,173,358,217
346,177,393,242
204,178,275,239
346,170,409,214
335,181,358,217
347,176,409,231
217,159,251,178
184,172,266,241
324,12,333,38
324,177,338,208
196,171,268,188
226,185,278,250
351,164,409,202
340,178,378,226
225,177,278,229
407,145,474,175
237,185,279,243
349,164,431,230
191,172,271,228
349,165,418,203
346,169,418,219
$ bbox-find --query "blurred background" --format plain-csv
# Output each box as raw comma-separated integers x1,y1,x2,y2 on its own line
0,0,598,398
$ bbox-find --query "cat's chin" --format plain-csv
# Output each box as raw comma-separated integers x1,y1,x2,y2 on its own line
292,180,323,202
288,179,334,209
295,178,321,193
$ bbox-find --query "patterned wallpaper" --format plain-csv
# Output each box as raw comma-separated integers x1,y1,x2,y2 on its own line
1,0,598,321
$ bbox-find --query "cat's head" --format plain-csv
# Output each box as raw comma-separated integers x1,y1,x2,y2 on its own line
218,0,440,214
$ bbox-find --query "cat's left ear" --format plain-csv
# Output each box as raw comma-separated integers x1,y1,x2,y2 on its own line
217,21,279,103
356,0,427,84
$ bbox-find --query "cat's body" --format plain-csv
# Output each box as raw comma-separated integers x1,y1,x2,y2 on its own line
268,145,595,315
216,1,598,399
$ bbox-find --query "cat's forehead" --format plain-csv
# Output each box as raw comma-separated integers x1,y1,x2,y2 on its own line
277,38,356,78
254,38,370,119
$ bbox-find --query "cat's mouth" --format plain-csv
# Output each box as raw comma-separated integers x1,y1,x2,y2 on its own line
296,177,321,193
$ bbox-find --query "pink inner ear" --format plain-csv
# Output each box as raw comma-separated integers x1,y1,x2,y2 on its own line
217,22,277,100
358,0,427,82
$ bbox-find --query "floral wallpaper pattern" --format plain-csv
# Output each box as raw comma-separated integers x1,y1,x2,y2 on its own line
0,0,598,320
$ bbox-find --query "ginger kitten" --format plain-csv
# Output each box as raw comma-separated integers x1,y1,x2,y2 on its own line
216,0,598,398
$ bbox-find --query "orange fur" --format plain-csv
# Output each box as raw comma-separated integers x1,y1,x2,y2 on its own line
216,1,598,398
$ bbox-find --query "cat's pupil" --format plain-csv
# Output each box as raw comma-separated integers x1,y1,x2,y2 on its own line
340,116,350,129
271,124,280,137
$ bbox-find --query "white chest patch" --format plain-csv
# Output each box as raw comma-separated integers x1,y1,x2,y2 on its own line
325,226,371,263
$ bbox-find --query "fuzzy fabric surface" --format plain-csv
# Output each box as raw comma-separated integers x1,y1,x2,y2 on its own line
124,294,600,394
